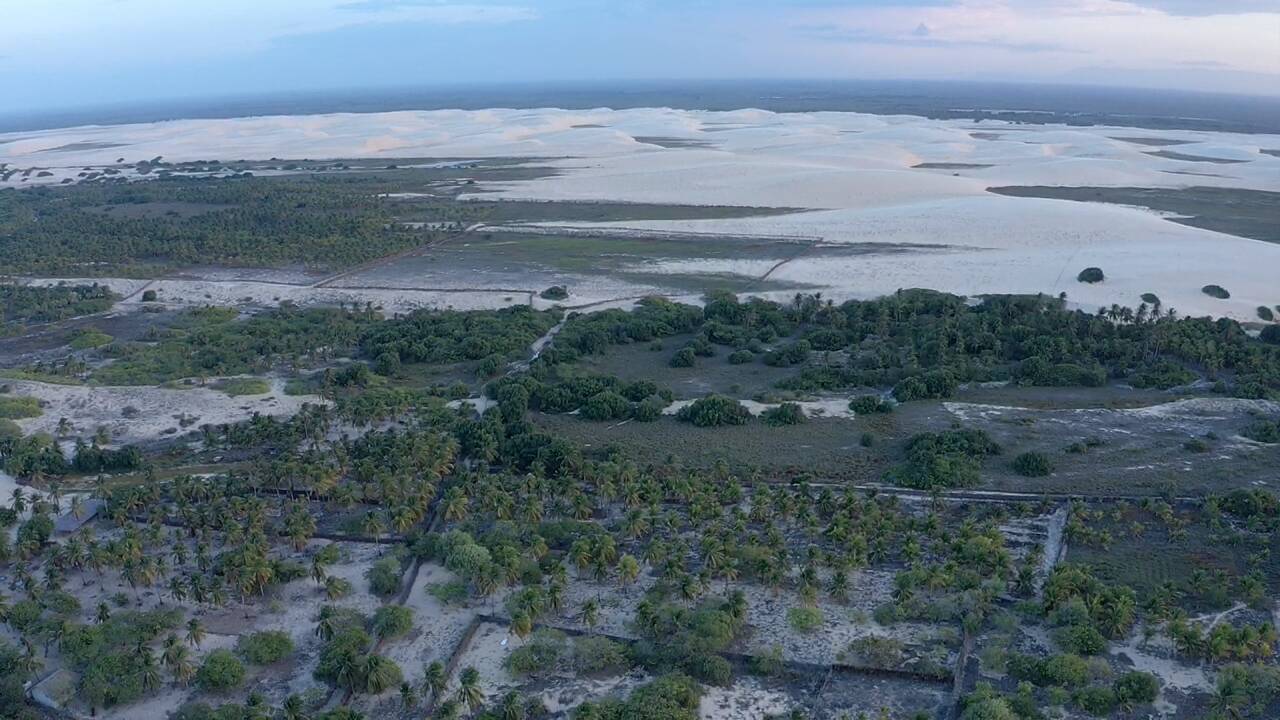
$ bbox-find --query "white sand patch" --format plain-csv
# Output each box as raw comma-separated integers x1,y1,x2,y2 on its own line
7,377,324,446
699,678,792,720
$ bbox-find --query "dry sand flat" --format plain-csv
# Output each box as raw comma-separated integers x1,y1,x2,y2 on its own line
4,108,1279,321
6,377,324,446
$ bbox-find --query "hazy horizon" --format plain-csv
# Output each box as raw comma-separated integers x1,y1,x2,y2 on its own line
3,0,1278,117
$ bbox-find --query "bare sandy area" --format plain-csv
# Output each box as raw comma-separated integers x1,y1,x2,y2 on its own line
6,377,325,447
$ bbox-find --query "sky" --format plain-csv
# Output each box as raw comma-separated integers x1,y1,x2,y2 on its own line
2,0,1278,112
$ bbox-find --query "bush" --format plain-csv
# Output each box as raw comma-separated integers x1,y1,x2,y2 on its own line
787,607,823,633
632,395,667,422
0,396,41,419
365,557,402,597
236,631,294,665
1077,267,1105,283
676,395,751,427
1263,325,1280,345
1054,624,1107,655
1112,671,1159,705
580,391,631,421
669,347,696,368
1012,451,1054,477
727,349,754,364
761,403,805,426
1073,686,1117,716
1141,293,1160,305
1202,284,1230,299
1258,306,1275,322
141,289,158,302
892,370,958,402
540,285,568,300
849,395,892,414
572,636,630,674
506,630,566,676
370,606,414,640
196,650,246,692
1243,420,1280,444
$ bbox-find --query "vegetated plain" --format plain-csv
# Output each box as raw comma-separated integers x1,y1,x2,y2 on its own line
1,163,1280,720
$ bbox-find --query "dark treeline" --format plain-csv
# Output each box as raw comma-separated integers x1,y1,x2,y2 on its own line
0,173,479,274
0,283,116,328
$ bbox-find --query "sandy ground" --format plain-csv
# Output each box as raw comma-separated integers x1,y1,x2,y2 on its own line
4,108,1277,321
6,377,324,447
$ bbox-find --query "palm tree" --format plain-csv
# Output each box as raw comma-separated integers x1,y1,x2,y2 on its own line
361,654,401,694
511,612,532,642
185,618,205,648
499,691,524,720
280,694,309,720
617,555,640,587
422,660,446,704
456,666,484,713
580,599,600,634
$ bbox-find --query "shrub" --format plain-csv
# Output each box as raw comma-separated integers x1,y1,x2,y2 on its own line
572,636,630,674
540,285,568,300
1141,293,1160,305
370,606,414,640
1077,267,1105,283
727,349,754,364
1243,420,1280,444
846,635,903,667
196,650,246,692
141,289,158,302
0,396,41,419
365,557,402,597
1202,284,1230,299
1258,306,1275,322
1012,451,1054,477
1112,671,1159,705
892,370,958,401
669,347,696,368
1263,325,1280,345
787,607,823,633
1054,624,1107,655
505,630,565,676
676,395,751,427
1073,686,1117,716
580,391,630,421
236,631,294,665
849,395,892,414
761,403,805,426
632,395,667,422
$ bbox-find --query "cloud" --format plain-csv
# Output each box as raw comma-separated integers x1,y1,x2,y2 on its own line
796,23,1082,53
1124,0,1279,16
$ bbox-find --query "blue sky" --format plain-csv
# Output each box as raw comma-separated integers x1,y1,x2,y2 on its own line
2,0,1277,112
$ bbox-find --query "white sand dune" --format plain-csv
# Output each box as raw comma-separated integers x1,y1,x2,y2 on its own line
3,107,1278,321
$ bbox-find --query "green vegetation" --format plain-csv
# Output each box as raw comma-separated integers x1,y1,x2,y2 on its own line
676,395,751,427
0,174,467,274
214,377,270,396
888,428,1001,490
69,328,114,349
235,631,294,665
1203,284,1231,299
0,283,116,327
761,402,806,426
540,285,569,300
1258,306,1275,322
0,395,41,419
1012,451,1054,477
